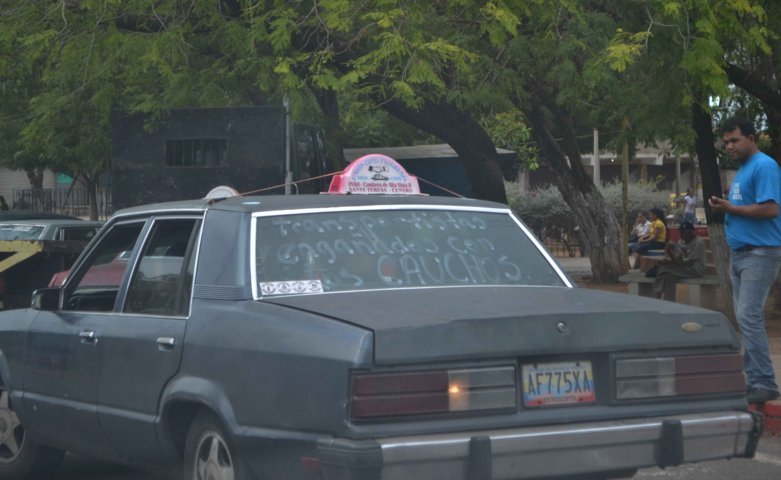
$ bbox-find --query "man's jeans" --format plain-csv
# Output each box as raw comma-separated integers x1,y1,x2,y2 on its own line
730,247,781,391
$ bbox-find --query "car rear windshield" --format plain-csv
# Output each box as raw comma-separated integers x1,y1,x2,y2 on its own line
0,224,45,240
254,208,564,295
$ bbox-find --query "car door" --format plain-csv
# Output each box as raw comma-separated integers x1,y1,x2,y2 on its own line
96,217,200,465
23,220,146,458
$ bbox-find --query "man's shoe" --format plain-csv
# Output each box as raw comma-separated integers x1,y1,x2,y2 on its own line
746,386,781,404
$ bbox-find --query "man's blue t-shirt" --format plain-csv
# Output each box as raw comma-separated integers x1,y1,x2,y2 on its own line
726,151,781,249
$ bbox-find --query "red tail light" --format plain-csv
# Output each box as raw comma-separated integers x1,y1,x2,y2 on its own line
350,366,516,420
615,353,744,400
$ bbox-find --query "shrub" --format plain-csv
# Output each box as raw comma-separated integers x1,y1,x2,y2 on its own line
600,180,674,227
506,180,671,239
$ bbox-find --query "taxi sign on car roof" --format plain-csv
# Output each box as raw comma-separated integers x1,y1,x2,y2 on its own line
327,154,422,195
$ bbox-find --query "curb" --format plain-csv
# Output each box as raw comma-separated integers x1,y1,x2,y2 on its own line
749,400,781,435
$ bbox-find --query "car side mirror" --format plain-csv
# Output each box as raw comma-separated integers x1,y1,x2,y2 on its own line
32,288,61,311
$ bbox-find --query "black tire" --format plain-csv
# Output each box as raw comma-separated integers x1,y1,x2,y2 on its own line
0,385,64,480
183,410,248,480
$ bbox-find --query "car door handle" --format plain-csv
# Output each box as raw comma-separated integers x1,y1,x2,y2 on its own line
157,337,176,350
79,330,98,344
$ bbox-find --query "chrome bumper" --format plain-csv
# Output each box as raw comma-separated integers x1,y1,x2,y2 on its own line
318,411,761,480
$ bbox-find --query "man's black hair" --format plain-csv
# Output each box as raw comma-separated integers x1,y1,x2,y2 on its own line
720,116,756,137
680,221,695,231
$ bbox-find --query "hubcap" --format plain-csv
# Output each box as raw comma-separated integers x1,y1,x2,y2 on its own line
194,431,234,480
0,388,24,463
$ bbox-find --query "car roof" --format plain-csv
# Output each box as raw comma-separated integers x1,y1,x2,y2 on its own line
0,219,104,228
0,211,80,221
112,194,507,218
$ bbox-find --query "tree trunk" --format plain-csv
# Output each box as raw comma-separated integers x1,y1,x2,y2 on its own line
311,86,346,171
82,173,99,220
525,100,624,282
691,99,734,322
765,107,781,164
25,168,45,211
381,98,507,203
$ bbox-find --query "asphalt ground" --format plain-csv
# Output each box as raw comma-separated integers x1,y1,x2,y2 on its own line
29,435,781,480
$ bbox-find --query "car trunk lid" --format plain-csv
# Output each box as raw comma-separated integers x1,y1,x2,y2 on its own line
262,287,738,365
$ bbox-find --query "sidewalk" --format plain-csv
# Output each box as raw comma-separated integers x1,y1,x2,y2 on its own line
556,255,781,433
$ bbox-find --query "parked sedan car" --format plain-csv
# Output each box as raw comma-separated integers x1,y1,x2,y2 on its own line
0,160,761,480
0,218,104,310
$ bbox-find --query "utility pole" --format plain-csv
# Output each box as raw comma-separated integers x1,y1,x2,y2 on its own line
621,117,629,270
593,128,600,187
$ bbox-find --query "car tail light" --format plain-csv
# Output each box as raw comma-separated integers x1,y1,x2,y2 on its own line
615,353,744,400
350,366,516,420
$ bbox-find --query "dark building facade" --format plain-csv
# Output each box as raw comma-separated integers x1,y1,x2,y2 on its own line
111,106,327,210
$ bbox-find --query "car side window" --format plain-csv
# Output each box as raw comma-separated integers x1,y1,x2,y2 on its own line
63,222,145,312
60,227,99,242
124,219,199,316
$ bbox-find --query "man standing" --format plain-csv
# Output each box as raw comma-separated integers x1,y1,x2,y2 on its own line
680,188,697,225
709,116,781,404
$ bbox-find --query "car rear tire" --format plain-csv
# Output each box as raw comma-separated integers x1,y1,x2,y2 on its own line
184,410,249,480
0,384,64,479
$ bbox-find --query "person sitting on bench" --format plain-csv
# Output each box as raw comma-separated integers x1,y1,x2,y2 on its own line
652,221,706,300
628,208,667,268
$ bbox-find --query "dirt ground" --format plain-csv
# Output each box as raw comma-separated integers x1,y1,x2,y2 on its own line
572,275,781,354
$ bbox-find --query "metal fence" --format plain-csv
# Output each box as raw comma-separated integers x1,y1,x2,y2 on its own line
536,227,585,258
11,188,112,220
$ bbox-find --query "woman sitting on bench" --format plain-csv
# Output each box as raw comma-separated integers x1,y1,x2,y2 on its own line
628,208,667,268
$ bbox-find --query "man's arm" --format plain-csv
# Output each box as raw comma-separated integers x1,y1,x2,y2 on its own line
708,197,779,219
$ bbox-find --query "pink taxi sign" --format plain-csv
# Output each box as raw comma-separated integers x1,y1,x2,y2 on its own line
327,154,422,195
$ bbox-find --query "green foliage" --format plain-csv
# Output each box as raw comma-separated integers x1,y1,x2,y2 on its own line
341,105,437,147
2,0,779,221
603,30,651,73
480,110,538,176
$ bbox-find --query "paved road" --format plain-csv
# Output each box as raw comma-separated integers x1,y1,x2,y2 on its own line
28,434,781,479
29,454,165,480
636,433,781,480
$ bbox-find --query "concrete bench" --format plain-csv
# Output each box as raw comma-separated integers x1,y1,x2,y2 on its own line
618,271,721,308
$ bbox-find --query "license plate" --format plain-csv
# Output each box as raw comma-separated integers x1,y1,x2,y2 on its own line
522,361,596,407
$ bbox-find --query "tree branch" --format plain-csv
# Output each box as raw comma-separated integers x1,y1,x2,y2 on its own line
724,63,781,111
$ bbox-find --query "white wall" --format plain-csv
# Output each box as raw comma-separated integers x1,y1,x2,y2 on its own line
0,168,57,208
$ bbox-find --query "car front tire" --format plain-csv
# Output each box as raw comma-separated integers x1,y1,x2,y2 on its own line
184,410,248,480
0,385,64,479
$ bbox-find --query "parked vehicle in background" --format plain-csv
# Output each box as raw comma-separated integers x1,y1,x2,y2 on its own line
0,218,103,310
0,156,763,480
0,219,103,241
0,211,79,222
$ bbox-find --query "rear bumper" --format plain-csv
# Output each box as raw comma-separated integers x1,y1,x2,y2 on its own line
317,411,762,480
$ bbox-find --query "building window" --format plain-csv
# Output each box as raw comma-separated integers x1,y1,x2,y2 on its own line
165,139,228,167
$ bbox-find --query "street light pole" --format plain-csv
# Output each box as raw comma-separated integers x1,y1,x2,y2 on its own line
621,117,629,270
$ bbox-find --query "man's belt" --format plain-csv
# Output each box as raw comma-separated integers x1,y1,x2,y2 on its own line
733,245,781,252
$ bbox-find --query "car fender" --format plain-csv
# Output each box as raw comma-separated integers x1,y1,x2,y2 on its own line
0,349,31,425
155,375,239,456
0,349,12,388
